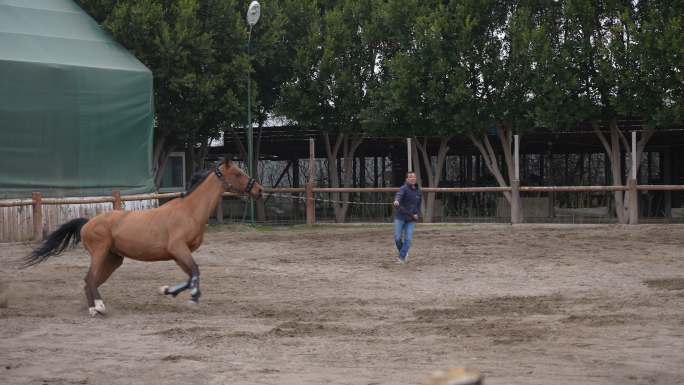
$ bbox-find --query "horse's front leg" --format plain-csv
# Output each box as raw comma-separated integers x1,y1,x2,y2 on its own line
162,245,201,304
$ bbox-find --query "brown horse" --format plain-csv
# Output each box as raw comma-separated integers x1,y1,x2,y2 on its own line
24,159,263,316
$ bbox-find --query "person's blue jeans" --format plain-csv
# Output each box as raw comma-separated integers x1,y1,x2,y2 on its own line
394,218,416,260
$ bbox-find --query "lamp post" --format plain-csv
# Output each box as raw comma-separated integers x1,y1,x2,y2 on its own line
246,1,260,225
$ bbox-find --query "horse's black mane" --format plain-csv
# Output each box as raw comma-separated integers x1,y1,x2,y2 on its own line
181,169,212,198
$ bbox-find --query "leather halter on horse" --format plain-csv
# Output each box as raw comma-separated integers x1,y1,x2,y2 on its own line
214,163,256,195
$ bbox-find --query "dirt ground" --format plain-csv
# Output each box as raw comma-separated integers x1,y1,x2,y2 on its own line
1,223,683,385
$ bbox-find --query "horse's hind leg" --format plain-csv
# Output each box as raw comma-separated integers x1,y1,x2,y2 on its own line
95,254,124,287
83,245,112,317
88,253,124,315
84,266,103,317
83,267,97,314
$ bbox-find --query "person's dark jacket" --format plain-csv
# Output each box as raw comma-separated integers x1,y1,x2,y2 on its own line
394,183,422,221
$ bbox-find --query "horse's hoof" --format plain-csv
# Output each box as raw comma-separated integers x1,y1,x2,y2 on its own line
94,300,106,314
88,307,105,318
158,285,169,295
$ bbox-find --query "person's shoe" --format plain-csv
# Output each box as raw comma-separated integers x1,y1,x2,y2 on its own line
395,256,404,264
404,253,409,263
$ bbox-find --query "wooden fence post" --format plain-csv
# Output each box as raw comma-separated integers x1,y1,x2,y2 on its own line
663,149,672,221
32,192,43,241
407,138,412,172
306,138,316,225
511,180,521,224
628,178,639,224
511,135,521,224
112,190,122,210
629,131,639,225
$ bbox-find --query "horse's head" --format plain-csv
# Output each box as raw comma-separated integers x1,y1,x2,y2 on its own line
218,160,263,199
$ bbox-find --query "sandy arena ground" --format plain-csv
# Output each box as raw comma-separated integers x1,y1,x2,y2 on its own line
1,223,683,385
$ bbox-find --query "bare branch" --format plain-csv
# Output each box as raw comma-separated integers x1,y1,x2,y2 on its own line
592,122,612,155
482,135,499,171
636,126,655,156
415,137,434,186
333,132,344,158
618,128,630,153
434,137,451,186
468,134,492,166
469,133,511,202
496,125,514,178
410,139,423,186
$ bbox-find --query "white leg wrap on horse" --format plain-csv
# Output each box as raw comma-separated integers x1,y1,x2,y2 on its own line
158,285,169,295
94,299,106,314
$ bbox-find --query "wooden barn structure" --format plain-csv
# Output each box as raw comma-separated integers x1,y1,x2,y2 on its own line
212,121,684,223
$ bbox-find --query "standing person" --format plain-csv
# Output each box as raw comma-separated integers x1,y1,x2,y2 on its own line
393,171,421,263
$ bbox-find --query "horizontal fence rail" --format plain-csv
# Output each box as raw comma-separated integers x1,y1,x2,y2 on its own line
2,183,684,242
310,187,513,193
636,185,684,191
2,185,684,208
0,199,33,208
5,185,682,207
520,186,629,192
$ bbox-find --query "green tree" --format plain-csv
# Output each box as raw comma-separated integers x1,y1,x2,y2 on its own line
440,0,523,218
278,0,382,222
367,0,469,222
630,1,683,132
369,0,552,222
557,0,682,223
77,0,247,187
218,0,291,221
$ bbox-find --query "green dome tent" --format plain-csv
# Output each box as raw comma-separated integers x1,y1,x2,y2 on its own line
0,0,154,198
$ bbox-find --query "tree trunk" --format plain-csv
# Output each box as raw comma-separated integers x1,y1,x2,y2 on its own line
414,136,451,223
592,119,653,224
611,120,628,223
324,133,343,221
324,133,363,223
468,129,512,203
468,126,522,222
337,139,354,222
622,126,654,224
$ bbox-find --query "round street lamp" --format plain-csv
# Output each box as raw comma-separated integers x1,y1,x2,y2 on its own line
247,1,261,26
246,1,260,225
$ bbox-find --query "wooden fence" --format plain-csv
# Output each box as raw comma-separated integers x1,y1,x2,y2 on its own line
2,184,684,243
0,190,162,243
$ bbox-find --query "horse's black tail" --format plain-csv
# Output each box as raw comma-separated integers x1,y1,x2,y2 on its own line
23,218,89,268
